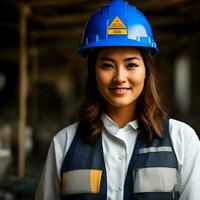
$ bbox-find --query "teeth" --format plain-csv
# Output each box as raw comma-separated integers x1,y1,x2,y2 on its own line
115,89,126,92
111,88,129,93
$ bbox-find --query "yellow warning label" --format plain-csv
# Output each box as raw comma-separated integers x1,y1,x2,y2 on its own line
107,16,127,35
108,29,127,35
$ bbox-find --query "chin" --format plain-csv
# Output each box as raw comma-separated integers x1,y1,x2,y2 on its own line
109,101,135,109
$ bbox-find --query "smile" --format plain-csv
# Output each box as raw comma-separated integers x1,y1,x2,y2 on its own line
109,87,131,95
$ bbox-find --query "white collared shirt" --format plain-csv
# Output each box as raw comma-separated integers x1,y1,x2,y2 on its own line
35,114,200,200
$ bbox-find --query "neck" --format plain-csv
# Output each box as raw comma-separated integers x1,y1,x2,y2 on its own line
106,105,135,128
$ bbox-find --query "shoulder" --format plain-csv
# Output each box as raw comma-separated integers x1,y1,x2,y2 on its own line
169,118,194,130
168,118,197,140
168,118,200,167
168,119,200,196
54,122,79,141
52,122,79,155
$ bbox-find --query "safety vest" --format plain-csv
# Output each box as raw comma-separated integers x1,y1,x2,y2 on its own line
60,119,180,200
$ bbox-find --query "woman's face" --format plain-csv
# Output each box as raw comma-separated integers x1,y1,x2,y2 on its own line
95,47,146,111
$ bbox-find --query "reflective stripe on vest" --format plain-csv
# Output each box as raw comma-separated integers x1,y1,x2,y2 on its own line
133,167,179,193
139,146,172,154
62,169,102,195
60,118,180,200
60,125,107,200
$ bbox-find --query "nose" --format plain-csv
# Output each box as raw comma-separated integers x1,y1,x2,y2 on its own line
113,67,127,83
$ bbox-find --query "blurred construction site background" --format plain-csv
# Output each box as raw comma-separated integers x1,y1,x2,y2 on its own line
0,0,200,199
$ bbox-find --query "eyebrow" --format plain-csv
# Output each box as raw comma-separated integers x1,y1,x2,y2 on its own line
98,56,141,62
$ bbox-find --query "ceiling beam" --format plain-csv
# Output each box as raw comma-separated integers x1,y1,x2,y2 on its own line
30,13,89,26
136,0,188,10
83,0,188,12
27,0,90,7
30,27,82,38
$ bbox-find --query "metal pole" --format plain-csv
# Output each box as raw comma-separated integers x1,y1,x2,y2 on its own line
18,4,30,178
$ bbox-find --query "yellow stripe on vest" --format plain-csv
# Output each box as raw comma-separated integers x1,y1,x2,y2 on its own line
90,170,102,193
61,169,102,195
62,172,68,193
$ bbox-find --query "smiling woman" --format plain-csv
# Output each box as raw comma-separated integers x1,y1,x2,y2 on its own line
94,47,146,129
95,47,146,112
35,0,200,200
80,46,165,143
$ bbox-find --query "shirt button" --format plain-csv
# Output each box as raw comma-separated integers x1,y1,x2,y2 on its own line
117,187,122,191
118,155,124,160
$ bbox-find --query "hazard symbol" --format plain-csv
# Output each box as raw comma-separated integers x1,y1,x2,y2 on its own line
107,16,127,35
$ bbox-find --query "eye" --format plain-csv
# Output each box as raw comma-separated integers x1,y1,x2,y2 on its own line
126,63,139,69
100,63,113,70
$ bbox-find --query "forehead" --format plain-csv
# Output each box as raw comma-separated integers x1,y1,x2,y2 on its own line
97,47,142,60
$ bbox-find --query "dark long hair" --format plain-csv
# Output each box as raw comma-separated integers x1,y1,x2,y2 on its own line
78,48,167,144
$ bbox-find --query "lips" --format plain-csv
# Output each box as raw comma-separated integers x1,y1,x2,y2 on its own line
109,87,131,95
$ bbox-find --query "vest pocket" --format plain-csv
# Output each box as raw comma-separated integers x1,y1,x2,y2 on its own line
133,167,180,194
62,169,102,195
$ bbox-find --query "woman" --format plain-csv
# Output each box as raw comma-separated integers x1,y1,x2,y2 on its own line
35,0,200,200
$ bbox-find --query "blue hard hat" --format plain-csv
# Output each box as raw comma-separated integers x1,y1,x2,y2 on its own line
79,0,159,57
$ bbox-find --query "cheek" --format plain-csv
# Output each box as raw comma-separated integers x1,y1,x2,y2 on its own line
96,71,111,89
96,73,106,94
131,70,146,86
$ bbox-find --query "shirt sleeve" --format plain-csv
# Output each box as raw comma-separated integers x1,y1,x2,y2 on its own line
178,126,200,200
35,139,61,200
34,124,77,200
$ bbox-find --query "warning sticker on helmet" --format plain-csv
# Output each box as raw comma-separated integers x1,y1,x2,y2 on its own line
107,16,127,35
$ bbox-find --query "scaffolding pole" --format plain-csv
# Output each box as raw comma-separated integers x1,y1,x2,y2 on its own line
18,4,30,178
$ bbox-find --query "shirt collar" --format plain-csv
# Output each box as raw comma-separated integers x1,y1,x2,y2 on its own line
101,113,138,136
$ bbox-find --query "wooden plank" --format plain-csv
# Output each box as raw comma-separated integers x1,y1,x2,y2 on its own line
135,0,187,10
28,0,90,6
30,28,82,38
82,0,187,11
30,13,89,26
149,12,200,27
